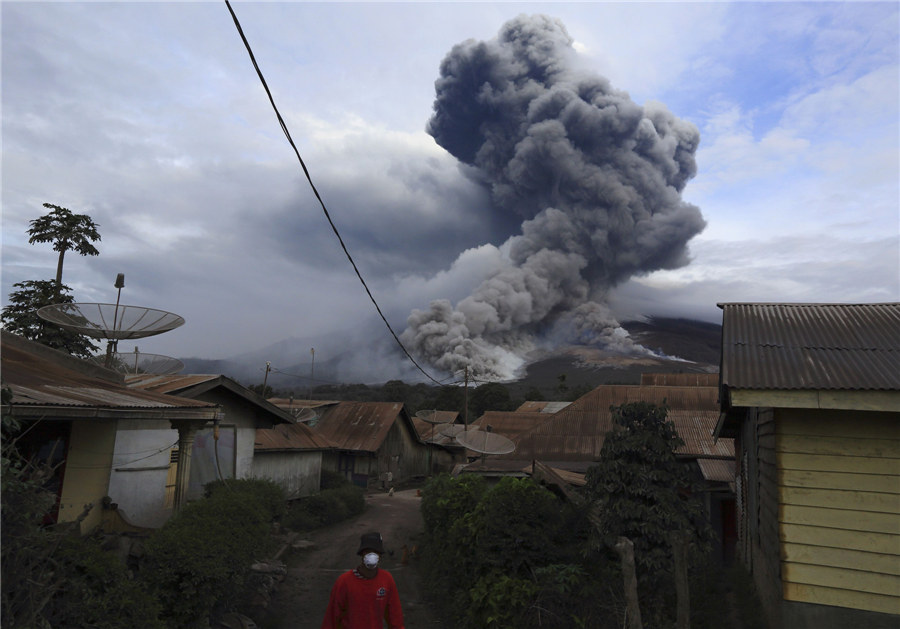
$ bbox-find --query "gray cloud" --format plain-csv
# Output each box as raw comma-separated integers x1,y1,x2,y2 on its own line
401,15,706,379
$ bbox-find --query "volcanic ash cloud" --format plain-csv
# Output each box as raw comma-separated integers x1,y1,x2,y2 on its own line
401,15,706,380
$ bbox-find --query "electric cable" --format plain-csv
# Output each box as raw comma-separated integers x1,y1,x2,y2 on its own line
223,1,444,386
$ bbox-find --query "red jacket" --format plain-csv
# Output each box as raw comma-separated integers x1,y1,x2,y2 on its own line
321,568,404,629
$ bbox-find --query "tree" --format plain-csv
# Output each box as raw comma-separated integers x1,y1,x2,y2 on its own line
1,280,98,359
469,382,514,418
27,203,101,289
584,402,711,621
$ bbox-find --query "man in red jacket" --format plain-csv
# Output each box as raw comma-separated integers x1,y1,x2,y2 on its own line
321,531,404,629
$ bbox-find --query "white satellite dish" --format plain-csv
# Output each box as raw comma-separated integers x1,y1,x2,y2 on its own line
438,423,468,440
292,407,317,423
89,348,184,375
455,427,515,455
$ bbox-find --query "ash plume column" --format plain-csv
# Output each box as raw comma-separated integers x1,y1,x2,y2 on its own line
401,15,706,379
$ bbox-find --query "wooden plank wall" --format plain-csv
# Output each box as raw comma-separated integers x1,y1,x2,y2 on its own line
777,409,900,616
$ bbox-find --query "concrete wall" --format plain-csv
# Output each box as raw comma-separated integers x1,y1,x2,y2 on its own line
251,451,322,499
58,419,117,534
107,419,177,528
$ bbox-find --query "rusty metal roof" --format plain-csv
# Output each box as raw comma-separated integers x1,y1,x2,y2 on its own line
719,303,900,391
1,331,218,419
509,384,720,462
471,411,552,441
255,423,336,451
312,401,415,453
670,409,734,459
126,373,293,424
641,372,719,387
697,458,735,483
515,401,572,413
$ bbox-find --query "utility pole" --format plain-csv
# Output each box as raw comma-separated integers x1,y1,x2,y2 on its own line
310,348,315,399
262,361,271,394
464,365,469,431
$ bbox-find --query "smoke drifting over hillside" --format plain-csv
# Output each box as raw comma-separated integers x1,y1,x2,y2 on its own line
401,15,706,379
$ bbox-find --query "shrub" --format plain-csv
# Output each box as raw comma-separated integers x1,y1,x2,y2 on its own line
282,479,365,531
142,486,278,628
41,534,164,629
204,477,286,521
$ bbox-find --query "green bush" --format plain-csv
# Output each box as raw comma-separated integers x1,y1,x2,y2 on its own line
41,534,164,629
142,485,278,628
204,477,286,521
283,479,365,531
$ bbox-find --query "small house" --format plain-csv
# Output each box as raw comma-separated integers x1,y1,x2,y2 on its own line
717,302,900,628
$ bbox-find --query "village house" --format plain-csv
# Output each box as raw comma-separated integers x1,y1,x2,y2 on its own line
312,401,441,488
716,302,900,629
120,373,293,527
253,421,336,499
0,331,220,533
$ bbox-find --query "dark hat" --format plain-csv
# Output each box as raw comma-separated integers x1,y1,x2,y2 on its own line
357,531,384,555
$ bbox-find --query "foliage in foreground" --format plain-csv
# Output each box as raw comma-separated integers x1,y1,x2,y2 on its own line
141,479,283,628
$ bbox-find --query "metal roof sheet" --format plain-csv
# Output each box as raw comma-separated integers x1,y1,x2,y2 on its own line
697,458,735,483
515,401,572,413
670,409,734,458
471,411,552,440
719,303,900,391
1,331,217,417
255,423,335,451
312,401,412,453
641,372,719,387
509,384,721,462
125,373,221,394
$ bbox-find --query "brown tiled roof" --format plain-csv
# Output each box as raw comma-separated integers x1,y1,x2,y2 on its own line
312,401,415,453
255,423,335,451
719,302,900,391
1,331,218,420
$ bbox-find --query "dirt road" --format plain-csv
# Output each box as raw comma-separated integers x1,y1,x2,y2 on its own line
256,488,445,629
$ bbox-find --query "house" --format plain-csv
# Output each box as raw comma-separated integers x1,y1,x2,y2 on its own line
253,422,336,499
119,373,294,527
0,331,220,534
312,401,442,487
716,302,900,628
459,382,735,558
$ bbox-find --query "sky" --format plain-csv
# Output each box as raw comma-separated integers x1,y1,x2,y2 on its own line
2,2,898,383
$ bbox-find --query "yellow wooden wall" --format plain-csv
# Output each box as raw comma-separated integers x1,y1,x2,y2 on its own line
777,410,900,616
57,420,117,534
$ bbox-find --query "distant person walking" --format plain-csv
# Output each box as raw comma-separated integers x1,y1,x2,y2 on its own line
321,531,404,629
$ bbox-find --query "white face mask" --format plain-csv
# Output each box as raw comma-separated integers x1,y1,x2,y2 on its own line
363,552,380,569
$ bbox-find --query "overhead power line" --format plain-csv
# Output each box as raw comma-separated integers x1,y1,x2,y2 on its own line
224,0,442,385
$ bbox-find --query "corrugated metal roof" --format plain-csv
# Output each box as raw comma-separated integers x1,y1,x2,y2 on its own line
670,409,734,458
1,331,218,417
255,423,335,451
312,401,411,453
509,384,721,462
471,411,552,440
641,372,719,387
719,303,900,391
125,373,220,394
515,401,572,413
697,458,735,483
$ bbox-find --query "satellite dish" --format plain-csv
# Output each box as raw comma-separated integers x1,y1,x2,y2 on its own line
90,348,184,375
438,424,468,439
415,409,453,443
37,303,184,340
292,408,317,423
455,428,515,455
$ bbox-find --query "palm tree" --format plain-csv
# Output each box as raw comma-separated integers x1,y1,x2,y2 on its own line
27,203,101,289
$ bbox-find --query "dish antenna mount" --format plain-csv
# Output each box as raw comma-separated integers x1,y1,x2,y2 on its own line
415,409,453,443
37,273,185,368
